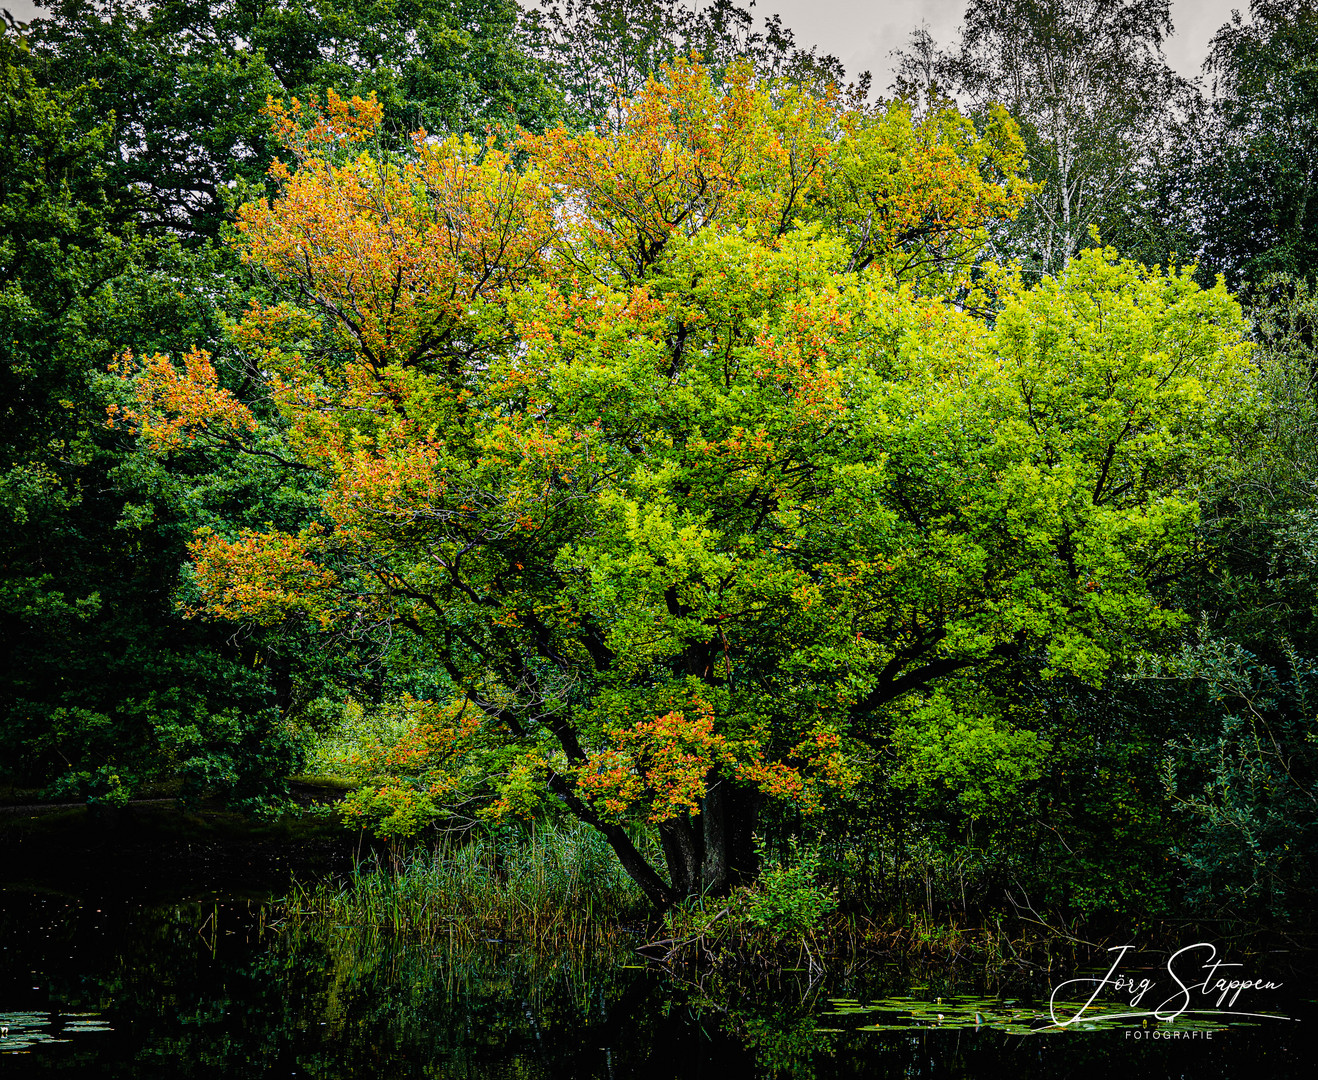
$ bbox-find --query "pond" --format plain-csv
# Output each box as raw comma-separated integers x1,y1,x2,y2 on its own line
2,808,1313,1078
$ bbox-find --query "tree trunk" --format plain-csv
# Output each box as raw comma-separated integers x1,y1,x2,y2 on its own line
700,771,759,895
701,774,730,893
548,772,675,907
557,764,761,906
658,816,701,897
724,778,760,888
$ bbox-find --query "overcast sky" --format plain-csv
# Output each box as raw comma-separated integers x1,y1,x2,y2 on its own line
767,0,1239,88
6,0,1240,87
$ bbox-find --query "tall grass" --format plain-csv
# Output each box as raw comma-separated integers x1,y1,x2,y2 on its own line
282,818,646,948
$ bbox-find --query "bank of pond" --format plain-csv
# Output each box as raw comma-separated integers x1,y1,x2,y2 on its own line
0,803,1313,1078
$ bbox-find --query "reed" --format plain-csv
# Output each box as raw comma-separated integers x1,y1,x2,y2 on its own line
643,896,1115,981
281,818,646,948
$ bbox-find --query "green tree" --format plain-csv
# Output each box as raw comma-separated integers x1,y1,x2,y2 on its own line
1143,278,1318,917
120,67,1251,904
0,20,335,805
27,0,561,243
1150,634,1318,916
1197,0,1318,288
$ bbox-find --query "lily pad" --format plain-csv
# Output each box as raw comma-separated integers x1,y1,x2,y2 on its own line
0,1009,113,1053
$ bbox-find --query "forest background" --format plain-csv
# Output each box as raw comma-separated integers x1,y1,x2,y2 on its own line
3,0,1317,931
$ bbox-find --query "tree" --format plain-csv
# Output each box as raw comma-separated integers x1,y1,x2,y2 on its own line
1143,278,1318,916
922,0,1193,275
524,0,857,129
26,0,562,243
1196,0,1318,288
0,20,332,804
120,66,1252,904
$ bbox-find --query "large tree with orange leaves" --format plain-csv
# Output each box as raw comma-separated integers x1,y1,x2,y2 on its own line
119,64,1252,904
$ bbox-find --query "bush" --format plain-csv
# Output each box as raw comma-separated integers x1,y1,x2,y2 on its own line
741,837,837,936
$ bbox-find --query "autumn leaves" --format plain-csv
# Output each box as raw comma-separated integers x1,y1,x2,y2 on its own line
113,62,1252,896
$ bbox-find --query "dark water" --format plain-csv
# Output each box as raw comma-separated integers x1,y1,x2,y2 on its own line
1,809,1314,1077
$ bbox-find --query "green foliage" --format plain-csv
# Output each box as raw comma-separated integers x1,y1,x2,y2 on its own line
741,837,837,937
0,24,342,805
809,668,1178,921
131,47,1253,905
305,694,538,840
1199,0,1318,287
1027,674,1177,915
7,0,1318,929
898,0,1317,290
304,696,408,777
27,0,562,243
1152,275,1318,916
655,834,837,956
890,690,1047,822
1193,276,1318,652
1148,633,1318,916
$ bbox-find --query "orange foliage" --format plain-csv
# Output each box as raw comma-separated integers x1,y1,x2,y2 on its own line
377,697,484,774
238,96,556,371
523,61,831,277
262,89,384,158
821,101,1032,280
109,348,256,452
579,702,730,822
188,528,338,626
577,701,851,823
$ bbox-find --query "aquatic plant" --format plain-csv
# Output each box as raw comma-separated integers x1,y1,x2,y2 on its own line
281,818,646,947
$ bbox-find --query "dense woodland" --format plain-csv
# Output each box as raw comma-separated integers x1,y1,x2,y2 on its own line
3,0,1318,926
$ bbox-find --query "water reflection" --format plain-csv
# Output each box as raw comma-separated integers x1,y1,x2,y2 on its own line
1,887,1313,1078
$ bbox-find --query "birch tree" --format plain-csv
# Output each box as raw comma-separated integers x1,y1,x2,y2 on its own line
933,0,1191,275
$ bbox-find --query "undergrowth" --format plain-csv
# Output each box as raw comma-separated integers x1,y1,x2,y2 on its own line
281,818,646,947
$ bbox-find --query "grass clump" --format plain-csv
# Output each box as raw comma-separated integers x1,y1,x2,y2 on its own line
283,817,646,948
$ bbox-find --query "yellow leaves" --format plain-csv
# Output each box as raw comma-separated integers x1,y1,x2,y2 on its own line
511,279,667,365
225,61,1028,484
188,527,337,626
119,63,1238,839
109,348,257,454
821,100,1032,289
752,290,850,421
226,302,319,373
485,751,554,822
573,747,646,818
261,89,385,165
524,59,818,277
331,696,492,839
986,247,1256,500
238,123,555,369
321,435,448,529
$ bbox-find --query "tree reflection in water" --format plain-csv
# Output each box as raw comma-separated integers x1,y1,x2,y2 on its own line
0,892,1312,1078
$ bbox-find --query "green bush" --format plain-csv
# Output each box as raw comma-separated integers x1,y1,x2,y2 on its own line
741,838,837,937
